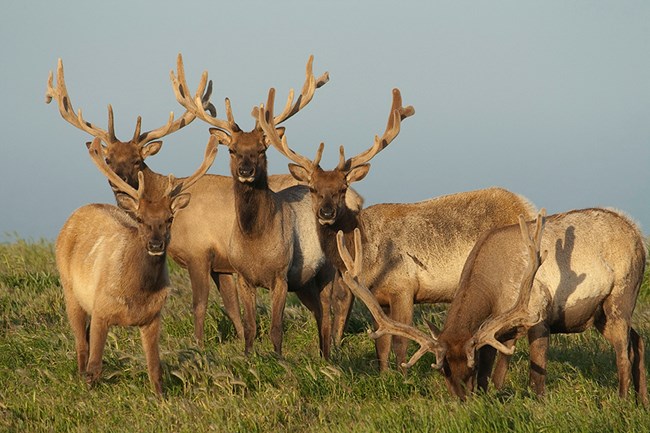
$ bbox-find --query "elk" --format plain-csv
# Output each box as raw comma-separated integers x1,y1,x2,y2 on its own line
56,136,217,395
45,56,298,346
261,87,537,372
172,55,336,358
340,209,648,406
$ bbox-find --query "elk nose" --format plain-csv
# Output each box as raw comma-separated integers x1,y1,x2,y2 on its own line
238,167,255,178
147,239,165,254
319,207,336,220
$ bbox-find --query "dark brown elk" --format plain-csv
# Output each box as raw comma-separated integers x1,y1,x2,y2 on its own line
56,136,217,395
262,88,537,372
173,55,335,358
45,56,298,346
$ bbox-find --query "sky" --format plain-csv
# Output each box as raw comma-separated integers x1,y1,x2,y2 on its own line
1,1,649,241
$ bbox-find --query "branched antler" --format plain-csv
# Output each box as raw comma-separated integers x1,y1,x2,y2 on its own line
336,228,440,369
469,209,548,359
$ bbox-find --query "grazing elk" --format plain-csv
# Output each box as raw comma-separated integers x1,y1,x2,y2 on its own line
172,55,336,358
46,56,298,346
260,88,537,372
56,136,217,395
341,209,648,406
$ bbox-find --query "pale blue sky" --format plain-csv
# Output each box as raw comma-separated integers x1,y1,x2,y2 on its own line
1,1,649,240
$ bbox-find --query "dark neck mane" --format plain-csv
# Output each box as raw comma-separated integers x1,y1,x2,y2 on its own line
233,173,276,235
318,205,361,272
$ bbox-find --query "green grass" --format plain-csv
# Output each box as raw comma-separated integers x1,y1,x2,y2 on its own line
1,239,649,432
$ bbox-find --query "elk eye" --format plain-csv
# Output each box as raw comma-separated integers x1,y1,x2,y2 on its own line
167,217,174,224
132,160,140,167
105,158,112,165
309,187,316,194
135,217,144,224
228,149,235,155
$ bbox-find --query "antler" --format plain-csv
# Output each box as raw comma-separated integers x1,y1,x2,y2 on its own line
170,135,219,194
46,58,212,147
87,137,141,200
469,209,548,358
336,228,441,369
261,88,414,181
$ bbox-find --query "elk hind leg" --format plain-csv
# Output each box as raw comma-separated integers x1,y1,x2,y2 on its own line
295,281,330,360
212,272,245,341
85,315,109,385
389,294,414,375
237,278,258,355
187,262,212,347
630,327,648,407
374,304,392,373
528,323,550,397
64,289,89,375
596,301,633,400
269,278,288,357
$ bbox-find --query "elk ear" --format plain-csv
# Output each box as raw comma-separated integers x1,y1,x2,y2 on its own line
171,193,191,213
115,192,138,213
288,163,310,183
346,164,370,185
86,141,108,156
209,128,232,146
141,141,163,159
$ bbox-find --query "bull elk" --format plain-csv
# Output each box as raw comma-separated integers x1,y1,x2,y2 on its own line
56,136,217,395
340,209,648,406
172,55,336,358
45,56,298,346
262,88,537,372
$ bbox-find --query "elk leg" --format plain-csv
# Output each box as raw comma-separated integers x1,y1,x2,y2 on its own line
527,323,549,397
270,278,288,357
597,299,633,400
390,294,414,375
331,274,355,347
237,278,257,355
64,290,89,375
630,327,648,407
491,339,515,389
374,304,392,372
212,272,245,341
295,280,330,360
187,263,212,347
140,316,163,396
85,315,109,385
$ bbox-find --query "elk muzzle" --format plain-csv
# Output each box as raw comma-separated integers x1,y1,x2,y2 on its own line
146,239,166,256
317,204,337,225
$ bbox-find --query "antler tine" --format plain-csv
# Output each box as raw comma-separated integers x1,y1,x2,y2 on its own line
46,59,111,143
173,134,219,194
272,55,330,125
257,92,316,172
336,228,440,369
346,88,414,170
87,137,139,199
170,54,237,134
471,209,548,356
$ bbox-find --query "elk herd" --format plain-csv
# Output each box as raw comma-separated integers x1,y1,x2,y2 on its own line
45,54,647,406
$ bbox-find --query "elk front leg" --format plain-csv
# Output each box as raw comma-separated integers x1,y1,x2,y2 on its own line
212,272,245,341
331,273,354,347
295,279,331,360
491,339,515,389
140,316,163,396
270,277,288,357
374,304,392,372
390,293,414,375
528,323,550,397
187,262,212,347
64,290,89,375
237,277,258,355
85,315,110,386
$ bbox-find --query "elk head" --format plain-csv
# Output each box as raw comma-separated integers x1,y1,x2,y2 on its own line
171,55,329,187
46,55,215,190
259,88,414,225
86,135,218,256
431,210,547,400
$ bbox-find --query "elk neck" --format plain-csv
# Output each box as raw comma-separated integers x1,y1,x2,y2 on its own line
233,172,278,235
319,204,361,272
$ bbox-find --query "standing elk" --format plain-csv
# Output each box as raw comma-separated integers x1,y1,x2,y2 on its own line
172,55,336,358
260,88,537,372
56,136,217,395
45,56,299,346
339,208,648,406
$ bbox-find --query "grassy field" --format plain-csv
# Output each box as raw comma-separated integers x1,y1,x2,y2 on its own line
1,238,649,432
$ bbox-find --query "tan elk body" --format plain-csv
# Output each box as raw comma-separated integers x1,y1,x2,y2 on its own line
46,56,300,345
263,88,537,371
431,208,648,405
173,55,339,358
56,137,216,395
